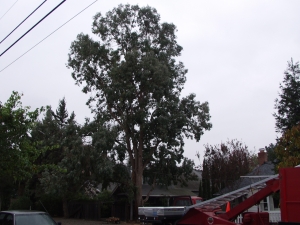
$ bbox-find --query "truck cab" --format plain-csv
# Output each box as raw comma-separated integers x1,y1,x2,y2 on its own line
173,196,203,206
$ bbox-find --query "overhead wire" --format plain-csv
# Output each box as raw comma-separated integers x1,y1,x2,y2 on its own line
0,0,19,21
0,0,99,73
0,0,66,57
0,0,48,45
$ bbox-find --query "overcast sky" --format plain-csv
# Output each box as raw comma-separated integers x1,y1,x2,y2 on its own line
1,0,300,163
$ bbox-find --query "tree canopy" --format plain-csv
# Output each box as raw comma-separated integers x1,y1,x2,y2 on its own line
67,4,212,214
274,123,300,170
272,59,300,170
32,98,117,217
274,59,300,133
0,92,42,210
200,140,255,200
0,91,41,180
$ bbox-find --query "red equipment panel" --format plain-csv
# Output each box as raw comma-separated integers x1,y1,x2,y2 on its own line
243,212,269,225
279,167,300,223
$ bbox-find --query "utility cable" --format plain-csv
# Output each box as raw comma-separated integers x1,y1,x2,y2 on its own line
0,0,48,45
0,0,19,21
0,0,66,57
0,0,99,73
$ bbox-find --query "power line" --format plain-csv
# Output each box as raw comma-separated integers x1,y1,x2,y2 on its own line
0,0,66,57
0,0,19,21
0,0,99,73
0,0,48,45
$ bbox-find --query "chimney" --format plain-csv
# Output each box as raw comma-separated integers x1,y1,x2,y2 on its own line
258,148,268,166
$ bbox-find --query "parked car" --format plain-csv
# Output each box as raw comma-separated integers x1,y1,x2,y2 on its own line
0,210,61,225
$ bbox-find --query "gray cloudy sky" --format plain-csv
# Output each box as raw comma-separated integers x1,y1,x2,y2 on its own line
1,0,300,162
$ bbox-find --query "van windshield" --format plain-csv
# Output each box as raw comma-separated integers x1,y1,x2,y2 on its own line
15,214,57,225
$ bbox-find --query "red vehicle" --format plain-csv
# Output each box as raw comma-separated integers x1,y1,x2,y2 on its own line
173,196,203,206
139,167,300,225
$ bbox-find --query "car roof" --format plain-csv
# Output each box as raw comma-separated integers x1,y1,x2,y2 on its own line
0,210,47,215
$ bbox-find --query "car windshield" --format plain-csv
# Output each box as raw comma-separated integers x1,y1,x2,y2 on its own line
15,214,57,225
0,213,14,225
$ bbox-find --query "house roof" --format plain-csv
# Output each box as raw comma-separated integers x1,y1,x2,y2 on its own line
142,184,197,196
218,162,275,195
142,170,202,197
110,169,202,197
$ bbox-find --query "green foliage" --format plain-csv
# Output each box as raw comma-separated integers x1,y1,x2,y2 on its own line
0,177,15,211
0,91,42,180
9,196,31,210
97,191,113,217
67,4,212,210
201,140,253,199
35,194,63,217
35,100,88,198
274,123,300,171
0,91,43,210
32,98,116,212
274,59,300,133
143,155,197,188
0,184,14,210
10,191,63,216
273,59,300,169
265,143,277,164
96,190,113,202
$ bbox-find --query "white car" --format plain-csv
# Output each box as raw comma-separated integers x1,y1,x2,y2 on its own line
0,210,61,225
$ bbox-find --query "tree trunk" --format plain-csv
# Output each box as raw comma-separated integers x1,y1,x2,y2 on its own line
17,181,25,196
62,197,69,218
134,170,143,220
132,144,144,220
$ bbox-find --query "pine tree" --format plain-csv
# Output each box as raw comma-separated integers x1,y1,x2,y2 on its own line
274,59,300,133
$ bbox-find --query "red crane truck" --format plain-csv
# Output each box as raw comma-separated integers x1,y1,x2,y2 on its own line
139,167,300,225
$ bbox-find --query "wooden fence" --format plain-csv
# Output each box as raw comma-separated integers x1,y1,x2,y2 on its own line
68,201,113,220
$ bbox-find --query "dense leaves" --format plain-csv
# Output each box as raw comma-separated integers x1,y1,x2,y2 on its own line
200,140,255,200
274,59,300,133
274,124,300,170
67,4,212,212
0,91,41,180
272,59,300,170
143,153,197,203
0,92,42,210
265,143,277,164
33,99,116,217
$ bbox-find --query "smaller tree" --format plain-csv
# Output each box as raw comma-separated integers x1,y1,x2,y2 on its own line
201,140,255,198
274,59,300,133
35,99,118,218
274,123,300,171
265,143,277,164
0,91,42,210
0,91,41,180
